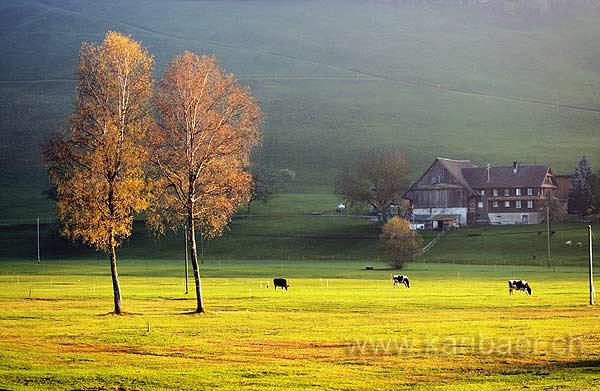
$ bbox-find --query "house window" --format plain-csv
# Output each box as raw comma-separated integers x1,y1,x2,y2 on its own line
504,201,510,208
504,189,510,196
527,188,533,196
478,201,484,209
492,201,498,208
515,188,521,196
493,189,499,196
527,200,533,209
516,200,522,209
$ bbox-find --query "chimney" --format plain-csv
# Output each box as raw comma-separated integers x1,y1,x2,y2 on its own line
487,164,491,183
512,161,519,175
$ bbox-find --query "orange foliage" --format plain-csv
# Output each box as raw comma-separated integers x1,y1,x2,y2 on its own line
45,31,154,251
148,52,261,239
380,217,423,269
147,51,261,312
43,31,154,313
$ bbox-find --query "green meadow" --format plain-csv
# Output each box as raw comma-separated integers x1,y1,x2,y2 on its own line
0,260,599,390
1,201,599,388
1,189,597,266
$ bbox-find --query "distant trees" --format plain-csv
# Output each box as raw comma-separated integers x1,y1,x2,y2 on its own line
568,155,594,216
592,170,600,214
43,32,154,314
247,164,275,214
147,52,261,313
246,164,296,214
277,168,296,192
380,217,422,269
335,148,409,223
539,194,567,226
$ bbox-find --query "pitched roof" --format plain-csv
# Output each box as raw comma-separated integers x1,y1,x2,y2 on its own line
407,158,557,199
461,165,552,189
436,158,478,194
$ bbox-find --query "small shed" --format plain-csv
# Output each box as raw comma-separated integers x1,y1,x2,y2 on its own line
431,214,461,229
411,214,460,230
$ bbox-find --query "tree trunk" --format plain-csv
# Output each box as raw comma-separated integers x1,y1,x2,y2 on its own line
188,207,205,313
184,228,189,295
378,207,389,225
381,202,393,223
109,232,122,314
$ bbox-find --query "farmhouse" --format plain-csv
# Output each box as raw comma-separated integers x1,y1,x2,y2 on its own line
554,174,573,213
404,157,563,228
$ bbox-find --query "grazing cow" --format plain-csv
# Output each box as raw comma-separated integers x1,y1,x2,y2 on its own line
273,278,289,290
393,275,410,288
508,280,532,295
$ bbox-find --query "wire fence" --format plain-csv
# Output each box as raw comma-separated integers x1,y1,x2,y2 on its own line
0,213,377,227
0,217,56,227
1,214,595,267
0,216,592,241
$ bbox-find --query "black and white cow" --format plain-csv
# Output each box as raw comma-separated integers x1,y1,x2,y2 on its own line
508,279,532,295
393,275,410,288
273,278,289,290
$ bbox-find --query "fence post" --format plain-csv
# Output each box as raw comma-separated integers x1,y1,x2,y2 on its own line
588,225,594,306
37,217,40,264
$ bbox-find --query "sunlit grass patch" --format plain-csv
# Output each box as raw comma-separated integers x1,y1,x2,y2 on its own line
0,260,598,389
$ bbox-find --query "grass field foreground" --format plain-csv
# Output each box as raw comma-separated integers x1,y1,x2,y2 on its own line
0,260,598,390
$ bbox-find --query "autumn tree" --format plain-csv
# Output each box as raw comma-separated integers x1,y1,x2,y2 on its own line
43,32,154,314
335,148,409,223
539,194,567,226
380,217,423,269
148,52,261,313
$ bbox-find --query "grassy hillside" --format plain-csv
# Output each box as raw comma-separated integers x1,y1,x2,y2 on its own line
1,0,600,219
0,260,599,389
2,190,597,267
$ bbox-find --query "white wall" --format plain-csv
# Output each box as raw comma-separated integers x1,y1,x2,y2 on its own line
488,212,541,225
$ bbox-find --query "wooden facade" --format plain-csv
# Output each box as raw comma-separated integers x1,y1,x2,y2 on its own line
405,158,563,227
405,159,475,209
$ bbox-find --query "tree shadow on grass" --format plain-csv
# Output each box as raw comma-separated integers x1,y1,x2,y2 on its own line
545,359,600,371
164,297,194,301
363,267,395,271
97,311,143,316
26,297,63,301
501,359,600,377
179,310,206,315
